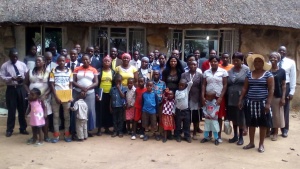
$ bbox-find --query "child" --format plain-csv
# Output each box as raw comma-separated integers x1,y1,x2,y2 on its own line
125,78,136,134
70,95,88,142
141,81,159,141
200,91,220,145
49,55,73,143
110,73,126,138
27,88,47,146
174,79,193,143
131,77,147,140
152,70,166,140
161,90,175,143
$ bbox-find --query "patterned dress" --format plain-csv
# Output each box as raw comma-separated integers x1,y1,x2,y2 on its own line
160,93,175,130
29,100,45,127
125,86,136,120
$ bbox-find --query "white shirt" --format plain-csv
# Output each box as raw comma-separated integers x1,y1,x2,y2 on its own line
184,67,203,74
203,67,228,97
72,99,88,120
129,59,141,69
280,57,296,95
175,81,193,110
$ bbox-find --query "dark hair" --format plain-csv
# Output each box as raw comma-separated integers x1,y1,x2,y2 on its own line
222,52,230,56
9,48,18,56
208,55,220,62
162,56,184,83
31,88,41,96
32,56,46,76
158,53,166,59
232,52,244,61
138,76,145,82
49,42,57,48
114,73,122,81
186,54,196,61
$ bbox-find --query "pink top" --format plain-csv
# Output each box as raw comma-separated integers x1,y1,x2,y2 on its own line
29,100,45,127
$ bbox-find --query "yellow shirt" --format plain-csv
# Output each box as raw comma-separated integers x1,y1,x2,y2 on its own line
115,65,137,86
112,58,117,71
100,70,113,93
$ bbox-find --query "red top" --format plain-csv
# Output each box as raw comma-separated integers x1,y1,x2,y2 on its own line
134,87,147,108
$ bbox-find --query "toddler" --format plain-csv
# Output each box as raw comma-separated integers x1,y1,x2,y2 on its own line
125,78,136,134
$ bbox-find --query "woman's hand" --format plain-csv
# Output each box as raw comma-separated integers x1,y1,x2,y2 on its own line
55,97,61,104
280,98,285,106
216,97,222,105
201,97,206,106
265,103,271,113
80,91,86,98
238,100,243,110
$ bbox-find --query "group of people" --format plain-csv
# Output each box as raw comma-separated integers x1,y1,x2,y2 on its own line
0,43,296,153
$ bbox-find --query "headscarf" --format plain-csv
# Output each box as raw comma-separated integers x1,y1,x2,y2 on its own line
103,55,112,62
121,53,131,60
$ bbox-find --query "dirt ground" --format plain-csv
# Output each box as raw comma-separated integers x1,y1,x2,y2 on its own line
0,113,299,169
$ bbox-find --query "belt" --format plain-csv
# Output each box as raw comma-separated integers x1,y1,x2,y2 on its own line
7,84,23,88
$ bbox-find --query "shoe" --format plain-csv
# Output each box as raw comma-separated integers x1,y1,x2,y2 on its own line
51,137,59,143
271,134,278,141
88,133,94,137
162,138,167,143
44,138,51,143
200,138,209,143
229,137,238,143
71,134,78,141
155,135,161,141
119,133,124,138
215,140,219,146
167,135,174,140
139,134,144,139
143,135,149,141
96,131,102,136
217,138,223,143
282,132,288,138
27,138,34,145
237,138,244,145
104,128,112,135
6,131,12,137
176,136,181,142
258,145,265,153
243,144,255,150
197,128,204,133
20,130,29,135
111,132,117,137
185,137,192,143
77,139,84,142
131,135,136,140
34,142,43,147
64,137,72,142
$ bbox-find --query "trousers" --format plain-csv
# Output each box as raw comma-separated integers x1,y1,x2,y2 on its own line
174,108,191,138
76,119,87,139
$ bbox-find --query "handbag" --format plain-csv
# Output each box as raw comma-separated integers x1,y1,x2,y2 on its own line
223,120,232,135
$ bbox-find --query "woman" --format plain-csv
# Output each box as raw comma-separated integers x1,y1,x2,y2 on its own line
238,54,274,153
73,54,99,136
162,56,184,93
115,53,138,87
96,56,114,135
152,53,167,80
202,55,228,143
181,60,202,139
227,52,249,145
24,56,51,142
138,57,151,81
269,52,286,141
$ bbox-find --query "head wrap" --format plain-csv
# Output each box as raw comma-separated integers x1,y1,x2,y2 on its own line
141,57,149,62
121,53,131,60
103,55,112,62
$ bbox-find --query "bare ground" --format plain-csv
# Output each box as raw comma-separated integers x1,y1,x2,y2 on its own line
0,113,300,169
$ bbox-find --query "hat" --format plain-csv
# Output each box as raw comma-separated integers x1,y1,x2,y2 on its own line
246,54,271,71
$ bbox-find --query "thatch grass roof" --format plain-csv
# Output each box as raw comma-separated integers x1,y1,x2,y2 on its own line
0,0,299,29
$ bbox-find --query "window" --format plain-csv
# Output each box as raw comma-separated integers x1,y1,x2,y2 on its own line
91,27,146,56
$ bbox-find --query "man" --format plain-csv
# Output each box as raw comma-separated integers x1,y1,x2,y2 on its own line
60,48,70,63
110,47,120,71
49,42,60,63
0,48,29,137
278,46,296,138
85,46,102,71
66,49,81,72
75,44,83,62
172,49,187,68
219,52,234,71
94,45,101,61
153,49,160,61
148,52,157,70
24,45,37,70
201,49,217,72
129,51,141,69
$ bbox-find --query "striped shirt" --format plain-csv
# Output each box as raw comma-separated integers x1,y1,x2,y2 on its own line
246,71,273,100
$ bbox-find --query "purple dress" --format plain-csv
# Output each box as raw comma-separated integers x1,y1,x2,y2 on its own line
29,100,45,127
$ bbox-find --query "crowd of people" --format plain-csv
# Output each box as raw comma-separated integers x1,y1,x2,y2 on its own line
0,43,296,153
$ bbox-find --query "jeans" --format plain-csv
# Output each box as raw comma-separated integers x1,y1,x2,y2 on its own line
174,108,191,138
112,107,124,133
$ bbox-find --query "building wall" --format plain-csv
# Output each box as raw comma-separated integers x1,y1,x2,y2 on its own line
240,28,300,109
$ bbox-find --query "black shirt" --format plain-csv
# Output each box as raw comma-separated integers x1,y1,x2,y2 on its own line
271,68,286,98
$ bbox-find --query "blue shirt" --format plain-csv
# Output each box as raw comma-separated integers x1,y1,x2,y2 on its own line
52,53,60,63
152,65,165,80
152,80,166,103
142,92,159,114
110,85,126,108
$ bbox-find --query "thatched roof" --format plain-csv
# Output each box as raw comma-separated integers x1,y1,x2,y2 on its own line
0,0,299,29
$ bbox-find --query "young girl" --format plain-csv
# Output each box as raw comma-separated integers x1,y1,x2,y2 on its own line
161,90,175,143
125,78,136,134
27,88,47,146
201,91,220,145
131,77,147,140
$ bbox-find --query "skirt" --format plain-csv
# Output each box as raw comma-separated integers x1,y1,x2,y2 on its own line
216,97,226,118
271,97,285,128
204,119,219,132
244,99,272,128
227,106,245,126
99,93,113,128
126,107,135,120
161,114,175,131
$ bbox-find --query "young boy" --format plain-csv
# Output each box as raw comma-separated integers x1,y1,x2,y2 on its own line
49,55,73,143
152,70,166,140
142,81,159,141
174,79,193,143
110,74,126,138
70,95,88,142
200,91,220,145
131,77,147,140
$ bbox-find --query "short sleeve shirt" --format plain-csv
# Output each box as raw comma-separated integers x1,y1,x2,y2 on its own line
72,99,88,120
49,67,73,90
203,67,228,97
74,66,98,94
115,65,137,86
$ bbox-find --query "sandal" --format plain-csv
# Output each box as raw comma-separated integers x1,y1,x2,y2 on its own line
243,144,255,150
258,145,265,153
